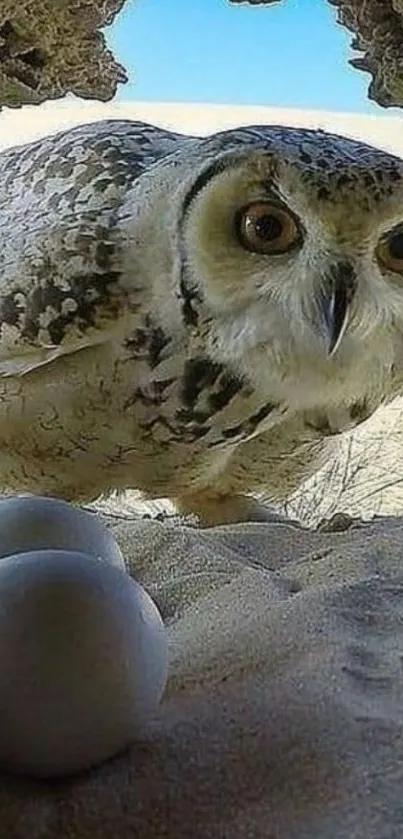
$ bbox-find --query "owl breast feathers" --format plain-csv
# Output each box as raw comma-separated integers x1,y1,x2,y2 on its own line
0,118,401,524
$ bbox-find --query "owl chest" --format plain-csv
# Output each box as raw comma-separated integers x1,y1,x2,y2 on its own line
130,356,289,451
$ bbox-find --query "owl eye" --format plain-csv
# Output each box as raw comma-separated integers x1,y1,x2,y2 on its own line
236,202,301,255
376,227,403,275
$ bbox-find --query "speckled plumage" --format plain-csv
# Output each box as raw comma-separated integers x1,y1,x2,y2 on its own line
0,118,403,523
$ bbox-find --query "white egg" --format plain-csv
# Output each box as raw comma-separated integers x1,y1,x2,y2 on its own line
0,550,168,778
0,496,124,568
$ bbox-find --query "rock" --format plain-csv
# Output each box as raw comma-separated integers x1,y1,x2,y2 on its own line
1,1,403,112
0,0,402,111
330,0,403,109
0,0,128,108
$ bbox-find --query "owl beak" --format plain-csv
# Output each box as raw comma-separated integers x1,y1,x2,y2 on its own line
321,262,356,357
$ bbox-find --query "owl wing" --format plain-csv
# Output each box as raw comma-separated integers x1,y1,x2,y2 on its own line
0,119,187,377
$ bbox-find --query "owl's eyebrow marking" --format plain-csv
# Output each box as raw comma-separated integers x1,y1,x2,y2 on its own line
178,156,242,327
181,157,240,219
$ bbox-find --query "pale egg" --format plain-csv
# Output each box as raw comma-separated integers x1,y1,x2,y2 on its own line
0,549,168,778
0,495,125,568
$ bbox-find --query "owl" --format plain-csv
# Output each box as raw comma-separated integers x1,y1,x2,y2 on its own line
0,118,401,525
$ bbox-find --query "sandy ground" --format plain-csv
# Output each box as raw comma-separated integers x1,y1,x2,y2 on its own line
2,510,403,839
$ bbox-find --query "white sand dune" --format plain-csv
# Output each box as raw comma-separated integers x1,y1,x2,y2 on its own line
0,97,403,155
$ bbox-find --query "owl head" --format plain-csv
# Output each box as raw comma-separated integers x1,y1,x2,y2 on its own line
127,125,403,412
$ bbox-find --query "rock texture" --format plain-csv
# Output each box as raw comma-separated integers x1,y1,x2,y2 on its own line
230,0,403,110
330,0,403,108
0,1,403,110
0,0,127,108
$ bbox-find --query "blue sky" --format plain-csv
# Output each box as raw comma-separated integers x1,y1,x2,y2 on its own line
107,0,397,115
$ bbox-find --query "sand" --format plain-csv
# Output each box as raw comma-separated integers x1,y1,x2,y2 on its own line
0,511,402,838
1,98,403,154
